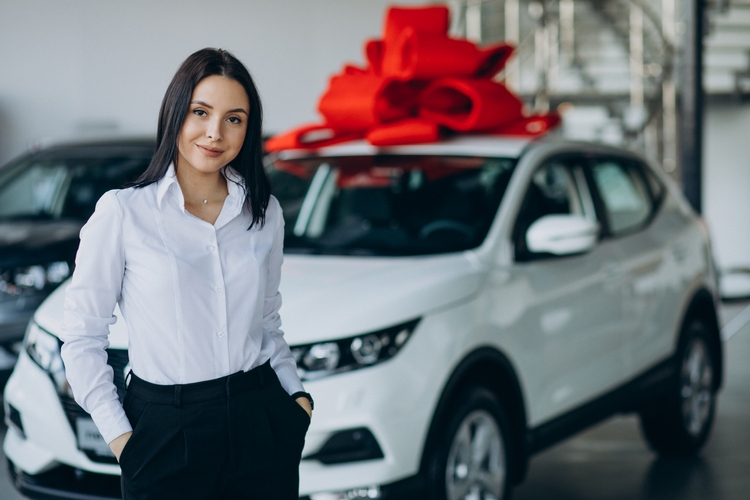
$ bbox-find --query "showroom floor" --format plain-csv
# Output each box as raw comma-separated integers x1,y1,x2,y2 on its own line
1,301,749,500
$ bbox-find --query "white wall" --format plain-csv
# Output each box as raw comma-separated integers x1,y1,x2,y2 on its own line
704,102,750,271
0,0,426,165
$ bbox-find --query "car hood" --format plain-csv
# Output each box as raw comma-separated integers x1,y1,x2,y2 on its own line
0,219,83,268
35,253,484,348
278,254,483,342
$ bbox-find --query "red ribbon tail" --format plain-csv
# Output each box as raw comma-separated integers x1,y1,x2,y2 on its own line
265,124,364,152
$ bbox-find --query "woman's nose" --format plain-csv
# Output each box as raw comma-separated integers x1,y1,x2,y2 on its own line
206,118,222,141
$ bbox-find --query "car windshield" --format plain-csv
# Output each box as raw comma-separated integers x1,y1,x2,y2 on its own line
0,148,151,221
269,155,516,256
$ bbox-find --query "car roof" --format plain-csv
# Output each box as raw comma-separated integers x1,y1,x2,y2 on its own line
0,137,156,170
273,135,537,160
270,134,657,167
36,136,155,152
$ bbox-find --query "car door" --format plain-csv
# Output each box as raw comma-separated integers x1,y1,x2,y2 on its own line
587,156,668,377
498,154,626,425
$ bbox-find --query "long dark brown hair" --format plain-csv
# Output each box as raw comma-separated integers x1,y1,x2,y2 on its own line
133,48,270,228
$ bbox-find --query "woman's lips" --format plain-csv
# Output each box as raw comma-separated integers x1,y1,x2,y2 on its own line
197,145,224,158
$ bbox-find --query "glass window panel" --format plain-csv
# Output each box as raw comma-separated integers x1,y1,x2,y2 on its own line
592,160,651,234
268,155,516,256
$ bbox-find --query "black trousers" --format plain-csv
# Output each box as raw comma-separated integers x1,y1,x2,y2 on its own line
119,361,310,500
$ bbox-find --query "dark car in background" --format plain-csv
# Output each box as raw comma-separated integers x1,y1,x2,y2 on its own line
0,139,153,369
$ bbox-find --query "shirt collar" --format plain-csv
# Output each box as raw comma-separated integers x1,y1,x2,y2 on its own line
155,163,246,219
156,163,180,210
215,166,246,228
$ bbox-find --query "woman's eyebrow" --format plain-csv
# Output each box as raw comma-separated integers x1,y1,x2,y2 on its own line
191,100,248,115
191,100,213,109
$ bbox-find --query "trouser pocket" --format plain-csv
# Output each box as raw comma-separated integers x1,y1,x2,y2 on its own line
265,376,311,465
120,397,187,500
222,380,310,500
118,393,147,466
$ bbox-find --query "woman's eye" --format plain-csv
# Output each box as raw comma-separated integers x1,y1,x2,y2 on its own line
228,116,242,124
193,109,207,117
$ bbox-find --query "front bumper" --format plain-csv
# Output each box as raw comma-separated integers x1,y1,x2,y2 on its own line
7,457,423,500
7,459,122,500
5,320,445,498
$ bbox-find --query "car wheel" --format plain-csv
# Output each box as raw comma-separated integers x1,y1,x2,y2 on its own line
426,387,512,500
639,318,718,456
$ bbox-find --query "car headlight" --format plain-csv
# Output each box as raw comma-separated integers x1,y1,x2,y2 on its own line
24,321,71,396
0,261,70,295
290,319,420,381
25,322,62,371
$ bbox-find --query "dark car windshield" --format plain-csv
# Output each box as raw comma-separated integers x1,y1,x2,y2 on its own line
269,155,516,256
0,146,152,221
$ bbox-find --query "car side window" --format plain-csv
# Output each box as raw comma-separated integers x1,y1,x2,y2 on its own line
512,159,589,261
590,159,652,235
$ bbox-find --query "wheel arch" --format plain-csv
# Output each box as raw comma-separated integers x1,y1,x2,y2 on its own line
677,288,723,390
420,346,530,485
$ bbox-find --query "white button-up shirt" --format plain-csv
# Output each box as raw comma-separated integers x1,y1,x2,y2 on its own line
60,164,304,444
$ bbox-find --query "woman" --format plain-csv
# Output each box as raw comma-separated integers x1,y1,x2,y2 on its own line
60,48,313,500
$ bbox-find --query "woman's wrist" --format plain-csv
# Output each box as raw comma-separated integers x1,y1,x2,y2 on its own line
109,431,133,462
290,391,314,411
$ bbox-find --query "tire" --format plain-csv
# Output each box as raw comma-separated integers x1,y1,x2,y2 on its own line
639,318,718,456
426,386,513,500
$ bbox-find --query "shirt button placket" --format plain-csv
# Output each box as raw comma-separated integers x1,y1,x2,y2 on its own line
210,233,230,372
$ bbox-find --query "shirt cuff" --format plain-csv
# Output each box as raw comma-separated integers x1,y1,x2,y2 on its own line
90,399,133,445
274,361,305,396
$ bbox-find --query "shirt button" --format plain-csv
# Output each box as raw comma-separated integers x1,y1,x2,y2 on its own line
217,331,225,338
208,245,216,251
214,286,221,292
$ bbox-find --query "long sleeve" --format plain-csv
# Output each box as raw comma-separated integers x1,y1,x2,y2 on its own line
59,190,132,444
264,200,305,396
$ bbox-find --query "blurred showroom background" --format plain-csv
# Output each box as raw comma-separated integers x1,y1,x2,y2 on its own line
2,1,750,499
1,0,750,279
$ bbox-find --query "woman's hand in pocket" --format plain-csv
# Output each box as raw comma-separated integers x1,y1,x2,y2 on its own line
295,397,312,418
110,431,133,462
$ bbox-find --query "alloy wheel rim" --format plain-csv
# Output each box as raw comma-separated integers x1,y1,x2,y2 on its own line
680,337,714,437
445,409,506,500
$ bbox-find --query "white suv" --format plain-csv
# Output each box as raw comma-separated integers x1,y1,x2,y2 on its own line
4,136,722,500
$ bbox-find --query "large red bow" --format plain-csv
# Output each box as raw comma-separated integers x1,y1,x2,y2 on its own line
266,5,560,152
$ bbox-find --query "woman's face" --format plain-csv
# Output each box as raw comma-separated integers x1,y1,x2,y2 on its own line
177,75,250,175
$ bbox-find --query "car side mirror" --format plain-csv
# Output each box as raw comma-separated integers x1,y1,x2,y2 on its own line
526,214,599,256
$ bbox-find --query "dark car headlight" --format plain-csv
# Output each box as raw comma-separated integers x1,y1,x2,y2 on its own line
24,321,72,396
290,319,420,381
1,261,70,295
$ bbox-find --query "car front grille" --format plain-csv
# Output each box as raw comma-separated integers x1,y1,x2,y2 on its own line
58,348,129,465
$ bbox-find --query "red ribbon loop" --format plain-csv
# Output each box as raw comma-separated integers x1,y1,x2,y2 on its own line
419,78,524,132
